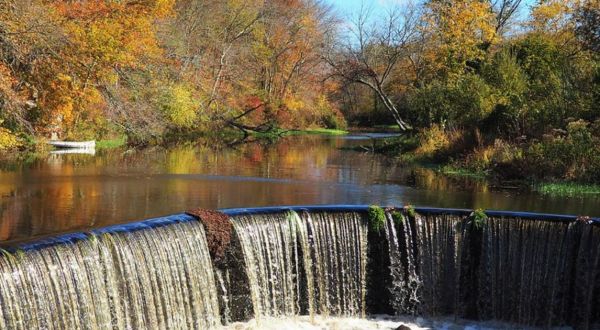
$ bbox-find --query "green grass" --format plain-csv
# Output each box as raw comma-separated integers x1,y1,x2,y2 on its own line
287,128,348,136
96,136,127,149
439,165,488,179
535,182,600,197
249,128,348,139
373,124,401,130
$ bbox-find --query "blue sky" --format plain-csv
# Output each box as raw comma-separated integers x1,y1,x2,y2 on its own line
325,0,537,19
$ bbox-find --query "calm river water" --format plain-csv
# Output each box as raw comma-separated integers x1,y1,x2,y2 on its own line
1,133,599,243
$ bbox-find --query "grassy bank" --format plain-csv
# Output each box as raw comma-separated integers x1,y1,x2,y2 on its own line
249,128,348,139
439,165,488,179
358,127,600,198
291,128,348,135
96,136,127,149
535,183,600,197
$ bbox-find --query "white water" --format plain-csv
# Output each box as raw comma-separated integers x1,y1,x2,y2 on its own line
221,314,558,330
0,209,596,329
0,221,220,329
231,211,368,320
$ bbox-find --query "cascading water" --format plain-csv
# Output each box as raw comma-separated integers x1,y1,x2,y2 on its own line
0,219,220,329
478,217,600,328
231,210,368,320
414,214,462,316
0,206,598,329
380,209,600,328
383,211,423,315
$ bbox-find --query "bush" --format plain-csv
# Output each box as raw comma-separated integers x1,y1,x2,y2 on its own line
0,126,21,151
522,119,600,182
321,110,347,130
481,50,528,137
415,125,472,161
159,84,198,128
470,209,488,229
461,139,522,172
367,205,385,233
407,74,493,128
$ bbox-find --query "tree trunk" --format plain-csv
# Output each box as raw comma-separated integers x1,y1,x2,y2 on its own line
357,79,412,131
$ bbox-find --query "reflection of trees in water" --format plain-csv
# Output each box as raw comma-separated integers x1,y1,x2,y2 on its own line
0,136,599,243
0,137,348,242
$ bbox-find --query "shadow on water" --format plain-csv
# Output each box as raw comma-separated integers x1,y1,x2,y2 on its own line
0,133,599,243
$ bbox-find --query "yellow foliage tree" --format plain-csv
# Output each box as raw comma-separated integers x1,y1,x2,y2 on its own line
530,0,578,43
160,84,198,128
424,0,498,78
46,0,175,137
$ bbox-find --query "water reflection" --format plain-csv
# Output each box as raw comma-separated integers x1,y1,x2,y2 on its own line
1,134,599,243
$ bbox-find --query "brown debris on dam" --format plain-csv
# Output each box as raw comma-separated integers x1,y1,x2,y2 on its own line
186,208,233,266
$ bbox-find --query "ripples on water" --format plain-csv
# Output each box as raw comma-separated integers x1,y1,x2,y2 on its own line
0,133,599,242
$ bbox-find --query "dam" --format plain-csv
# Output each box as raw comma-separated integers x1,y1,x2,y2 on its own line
0,205,598,329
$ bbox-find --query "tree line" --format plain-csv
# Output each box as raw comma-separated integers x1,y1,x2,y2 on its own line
333,0,600,183
0,0,599,183
0,0,341,145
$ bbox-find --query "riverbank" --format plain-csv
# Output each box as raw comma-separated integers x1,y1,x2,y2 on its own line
0,127,349,157
248,128,348,139
354,132,600,198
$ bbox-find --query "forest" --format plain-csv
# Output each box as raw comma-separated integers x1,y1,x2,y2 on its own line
0,0,599,185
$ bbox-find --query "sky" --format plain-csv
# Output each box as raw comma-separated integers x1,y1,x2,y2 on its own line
325,0,537,20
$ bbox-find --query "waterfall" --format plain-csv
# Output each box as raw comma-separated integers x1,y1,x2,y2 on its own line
0,220,220,329
381,210,600,328
415,214,462,316
0,206,597,329
382,211,421,315
478,217,600,328
231,210,368,319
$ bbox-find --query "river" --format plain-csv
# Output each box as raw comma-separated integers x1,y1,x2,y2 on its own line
1,132,598,243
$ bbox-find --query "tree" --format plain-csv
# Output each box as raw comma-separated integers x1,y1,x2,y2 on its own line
327,3,421,130
575,0,600,52
423,0,497,76
168,0,340,134
529,0,576,39
0,0,65,133
491,0,524,35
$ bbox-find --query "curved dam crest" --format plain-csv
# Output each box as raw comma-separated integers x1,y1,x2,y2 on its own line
0,205,598,329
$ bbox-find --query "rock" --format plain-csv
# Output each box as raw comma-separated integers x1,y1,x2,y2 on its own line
395,325,412,330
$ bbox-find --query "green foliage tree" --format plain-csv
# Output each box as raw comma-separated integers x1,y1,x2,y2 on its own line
575,0,600,52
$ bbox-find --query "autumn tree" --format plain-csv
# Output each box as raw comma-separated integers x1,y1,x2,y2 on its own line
249,0,339,129
51,0,174,139
0,0,65,134
328,3,421,131
423,0,498,77
529,0,578,41
168,0,341,134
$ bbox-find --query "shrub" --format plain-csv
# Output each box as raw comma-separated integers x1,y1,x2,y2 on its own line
321,110,347,130
407,74,493,129
404,204,416,218
470,209,488,229
522,119,600,182
391,211,405,225
367,205,386,233
159,84,198,128
414,125,471,161
316,96,347,130
461,139,522,172
0,126,21,151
